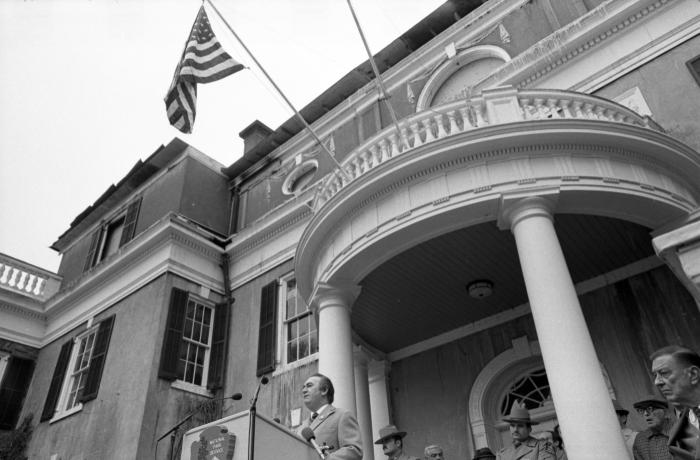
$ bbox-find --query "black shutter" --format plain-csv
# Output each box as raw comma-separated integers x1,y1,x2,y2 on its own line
207,301,229,390
41,340,73,422
119,197,142,247
0,357,35,429
83,229,101,272
80,315,115,403
158,288,188,381
256,281,278,376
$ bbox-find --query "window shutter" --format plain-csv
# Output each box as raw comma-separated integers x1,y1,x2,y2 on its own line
83,229,101,272
256,281,278,376
40,340,73,422
207,301,229,390
119,197,142,247
80,315,115,403
158,287,188,381
0,357,35,430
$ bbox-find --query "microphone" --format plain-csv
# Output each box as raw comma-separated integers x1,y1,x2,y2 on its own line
301,427,326,459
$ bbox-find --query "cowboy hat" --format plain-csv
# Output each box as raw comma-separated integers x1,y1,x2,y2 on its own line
374,424,407,444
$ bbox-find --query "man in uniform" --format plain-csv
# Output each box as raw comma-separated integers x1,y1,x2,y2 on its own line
496,403,555,460
375,424,420,460
298,373,362,460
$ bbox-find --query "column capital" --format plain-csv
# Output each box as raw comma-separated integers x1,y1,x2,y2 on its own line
497,188,559,231
311,281,362,314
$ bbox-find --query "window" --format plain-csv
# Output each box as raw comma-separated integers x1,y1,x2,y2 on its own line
256,275,318,376
41,315,114,422
83,197,141,272
0,354,35,430
283,278,317,364
159,288,228,391
687,55,700,87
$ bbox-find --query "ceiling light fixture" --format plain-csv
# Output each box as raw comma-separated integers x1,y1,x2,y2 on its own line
467,280,494,299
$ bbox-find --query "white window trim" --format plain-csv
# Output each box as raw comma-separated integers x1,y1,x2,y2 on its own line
0,353,9,388
174,294,215,390
272,273,318,376
49,327,98,423
96,211,127,263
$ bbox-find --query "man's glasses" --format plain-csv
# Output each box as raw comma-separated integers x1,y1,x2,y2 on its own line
635,406,664,415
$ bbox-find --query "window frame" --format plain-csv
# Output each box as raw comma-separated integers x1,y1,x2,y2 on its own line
83,197,141,272
273,273,318,374
176,295,216,389
50,326,99,423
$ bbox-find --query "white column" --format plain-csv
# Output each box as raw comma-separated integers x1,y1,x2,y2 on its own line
314,283,361,414
499,194,628,459
354,348,375,460
369,360,391,460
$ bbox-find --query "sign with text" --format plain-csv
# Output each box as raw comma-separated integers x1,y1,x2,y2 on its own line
189,425,236,460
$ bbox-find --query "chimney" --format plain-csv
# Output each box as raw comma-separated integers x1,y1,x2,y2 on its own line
239,120,274,154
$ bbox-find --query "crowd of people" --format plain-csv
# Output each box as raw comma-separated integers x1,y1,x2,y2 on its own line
296,345,700,459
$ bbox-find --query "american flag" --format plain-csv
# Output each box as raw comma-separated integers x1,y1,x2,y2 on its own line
165,6,244,134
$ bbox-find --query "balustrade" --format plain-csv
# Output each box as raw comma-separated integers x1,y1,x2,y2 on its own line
313,87,652,209
0,254,61,300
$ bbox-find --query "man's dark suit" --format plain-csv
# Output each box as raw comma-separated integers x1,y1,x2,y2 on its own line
667,408,700,460
298,405,362,460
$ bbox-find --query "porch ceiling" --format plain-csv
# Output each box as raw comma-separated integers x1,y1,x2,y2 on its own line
352,214,654,353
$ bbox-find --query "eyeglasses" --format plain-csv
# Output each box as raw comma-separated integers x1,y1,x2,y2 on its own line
635,406,664,415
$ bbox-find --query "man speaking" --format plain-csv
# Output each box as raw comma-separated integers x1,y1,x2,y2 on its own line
298,373,363,459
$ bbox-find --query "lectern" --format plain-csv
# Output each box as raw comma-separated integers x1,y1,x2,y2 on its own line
180,410,317,460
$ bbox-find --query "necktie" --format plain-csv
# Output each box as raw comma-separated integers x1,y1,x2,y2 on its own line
311,412,318,421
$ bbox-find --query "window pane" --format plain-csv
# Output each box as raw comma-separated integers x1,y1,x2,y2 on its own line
298,336,309,359
310,330,318,354
194,364,203,386
195,304,204,323
288,340,298,363
298,315,309,336
185,362,194,383
288,322,297,340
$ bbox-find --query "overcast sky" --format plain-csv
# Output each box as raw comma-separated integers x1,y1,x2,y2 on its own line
0,0,444,272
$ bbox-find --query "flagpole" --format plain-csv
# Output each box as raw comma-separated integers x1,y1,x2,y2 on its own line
345,0,409,149
204,0,351,182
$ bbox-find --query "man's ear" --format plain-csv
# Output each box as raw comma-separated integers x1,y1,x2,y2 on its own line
688,365,700,384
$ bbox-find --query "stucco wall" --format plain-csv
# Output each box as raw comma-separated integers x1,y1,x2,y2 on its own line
23,275,169,459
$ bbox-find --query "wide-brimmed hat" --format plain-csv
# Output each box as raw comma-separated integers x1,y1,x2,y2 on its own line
473,447,496,459
612,399,629,415
374,424,407,444
633,395,668,410
502,404,538,425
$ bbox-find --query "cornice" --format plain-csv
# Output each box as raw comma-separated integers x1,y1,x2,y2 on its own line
0,301,46,321
480,0,675,89
229,204,312,258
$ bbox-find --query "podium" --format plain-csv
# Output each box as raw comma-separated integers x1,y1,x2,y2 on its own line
180,410,318,460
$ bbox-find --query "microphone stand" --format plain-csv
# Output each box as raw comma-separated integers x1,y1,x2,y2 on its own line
248,376,268,460
156,393,241,460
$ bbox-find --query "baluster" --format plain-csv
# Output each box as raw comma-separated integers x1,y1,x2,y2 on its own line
379,139,391,163
8,268,19,287
582,103,596,119
546,99,561,118
447,110,460,134
520,98,533,120
571,101,584,118
559,99,573,118
434,113,448,138
368,145,380,168
389,133,400,157
33,277,45,296
422,119,435,143
459,107,473,130
25,274,36,293
0,265,7,284
410,122,423,147
594,106,606,120
17,272,27,290
364,150,374,170
533,98,546,118
473,102,487,126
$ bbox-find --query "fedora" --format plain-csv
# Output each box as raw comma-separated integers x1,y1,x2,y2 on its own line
612,399,629,415
374,424,407,444
633,395,668,410
473,447,496,459
502,403,538,425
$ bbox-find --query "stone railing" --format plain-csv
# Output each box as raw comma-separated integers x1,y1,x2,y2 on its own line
0,253,61,301
313,86,653,209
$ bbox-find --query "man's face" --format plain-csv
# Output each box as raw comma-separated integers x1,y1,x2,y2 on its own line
638,406,667,432
509,422,531,442
652,354,693,405
382,438,401,457
424,447,444,459
302,376,326,411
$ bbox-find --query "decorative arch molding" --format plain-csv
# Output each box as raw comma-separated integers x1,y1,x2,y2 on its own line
416,45,511,111
467,336,616,449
